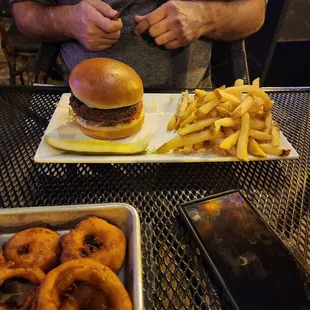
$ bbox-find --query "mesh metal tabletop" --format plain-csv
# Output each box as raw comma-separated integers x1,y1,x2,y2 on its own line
0,86,309,309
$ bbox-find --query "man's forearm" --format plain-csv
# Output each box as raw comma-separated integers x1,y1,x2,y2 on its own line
198,0,266,40
12,2,74,41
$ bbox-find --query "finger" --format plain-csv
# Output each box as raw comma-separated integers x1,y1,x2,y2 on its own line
89,0,117,19
98,44,112,50
134,8,166,35
93,11,123,33
134,17,150,35
96,29,121,40
92,44,112,51
134,15,145,23
164,39,181,49
95,37,118,45
154,30,175,46
148,20,170,38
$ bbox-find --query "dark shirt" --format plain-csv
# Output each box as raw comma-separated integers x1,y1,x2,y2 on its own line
11,0,212,88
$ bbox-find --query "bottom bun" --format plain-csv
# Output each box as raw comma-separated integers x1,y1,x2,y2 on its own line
76,109,145,140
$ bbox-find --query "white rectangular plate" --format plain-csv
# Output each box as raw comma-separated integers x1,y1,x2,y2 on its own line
34,93,299,163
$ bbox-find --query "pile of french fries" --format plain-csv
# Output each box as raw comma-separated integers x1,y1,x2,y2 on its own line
157,78,291,161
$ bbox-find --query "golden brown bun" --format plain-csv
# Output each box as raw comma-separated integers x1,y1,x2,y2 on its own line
69,58,144,109
76,109,145,140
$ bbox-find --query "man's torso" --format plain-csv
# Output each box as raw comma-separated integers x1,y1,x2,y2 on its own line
58,0,212,88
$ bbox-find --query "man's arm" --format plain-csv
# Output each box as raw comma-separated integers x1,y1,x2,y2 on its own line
199,0,266,41
12,2,74,40
135,0,266,49
12,0,123,51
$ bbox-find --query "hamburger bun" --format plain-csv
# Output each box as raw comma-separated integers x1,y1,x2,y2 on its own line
69,58,143,109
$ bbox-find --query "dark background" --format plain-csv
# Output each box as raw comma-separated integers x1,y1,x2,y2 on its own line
211,0,310,87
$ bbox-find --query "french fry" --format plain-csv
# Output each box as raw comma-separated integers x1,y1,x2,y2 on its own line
259,144,291,156
182,99,197,121
196,93,216,108
252,78,260,87
193,142,204,151
264,111,272,134
223,127,235,137
176,90,189,128
180,113,197,128
227,147,236,157
256,106,267,117
213,118,241,134
214,89,241,105
231,96,254,119
216,107,231,118
194,98,220,119
194,89,213,100
196,89,226,107
167,114,177,131
271,122,280,147
236,113,250,161
248,96,264,113
194,89,207,98
183,145,193,154
209,108,218,118
177,117,218,136
250,118,266,130
218,101,234,112
157,129,223,153
220,130,240,150
234,79,244,87
248,138,266,157
234,79,244,100
250,107,267,118
212,144,227,156
249,129,271,141
224,85,273,111
163,82,288,160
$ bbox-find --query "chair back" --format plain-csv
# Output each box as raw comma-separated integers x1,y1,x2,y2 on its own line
0,19,14,57
0,0,14,59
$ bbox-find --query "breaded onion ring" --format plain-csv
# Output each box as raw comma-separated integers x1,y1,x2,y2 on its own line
0,265,45,286
36,259,132,310
2,228,60,272
60,283,110,310
0,265,45,310
60,217,126,273
0,254,5,264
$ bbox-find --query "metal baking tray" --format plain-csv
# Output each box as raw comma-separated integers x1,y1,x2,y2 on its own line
0,203,143,310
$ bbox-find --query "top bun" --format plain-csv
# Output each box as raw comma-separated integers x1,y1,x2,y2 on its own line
69,58,144,109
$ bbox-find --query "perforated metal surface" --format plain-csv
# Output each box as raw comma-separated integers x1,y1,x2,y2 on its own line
0,86,309,309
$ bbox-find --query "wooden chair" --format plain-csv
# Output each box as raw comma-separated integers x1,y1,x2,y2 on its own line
0,12,41,85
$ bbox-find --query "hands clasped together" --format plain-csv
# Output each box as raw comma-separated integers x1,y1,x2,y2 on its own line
71,0,205,51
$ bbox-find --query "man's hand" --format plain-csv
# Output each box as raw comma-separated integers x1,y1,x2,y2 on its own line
71,0,123,51
134,1,207,49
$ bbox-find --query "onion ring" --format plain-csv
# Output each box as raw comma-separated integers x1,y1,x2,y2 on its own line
0,265,45,286
2,228,60,272
36,258,132,310
60,217,126,273
60,283,110,310
0,265,45,310
0,254,5,264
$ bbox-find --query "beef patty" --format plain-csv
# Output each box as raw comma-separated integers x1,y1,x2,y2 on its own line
69,95,142,124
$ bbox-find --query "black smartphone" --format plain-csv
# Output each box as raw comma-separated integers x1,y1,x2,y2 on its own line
178,190,309,310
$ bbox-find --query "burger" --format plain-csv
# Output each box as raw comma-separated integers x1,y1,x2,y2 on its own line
69,58,144,140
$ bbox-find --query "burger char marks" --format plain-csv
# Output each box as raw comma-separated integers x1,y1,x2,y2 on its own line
69,95,142,125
